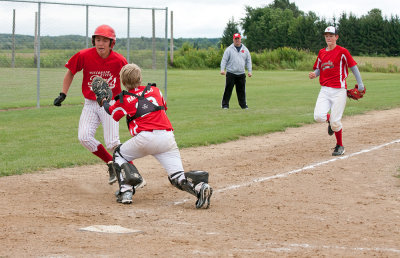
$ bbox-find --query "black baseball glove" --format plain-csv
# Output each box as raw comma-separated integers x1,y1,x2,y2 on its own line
91,76,112,106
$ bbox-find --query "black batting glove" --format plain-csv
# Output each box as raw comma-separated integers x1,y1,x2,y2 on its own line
54,92,66,106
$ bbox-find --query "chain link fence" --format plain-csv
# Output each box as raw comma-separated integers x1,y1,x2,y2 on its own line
0,0,168,108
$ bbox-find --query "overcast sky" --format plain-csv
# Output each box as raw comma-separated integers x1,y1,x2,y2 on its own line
0,0,399,38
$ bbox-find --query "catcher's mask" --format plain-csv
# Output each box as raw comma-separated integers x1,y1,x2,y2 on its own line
92,24,116,48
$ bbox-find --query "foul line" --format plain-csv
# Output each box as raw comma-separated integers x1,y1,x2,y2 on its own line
217,138,400,192
174,138,400,255
234,242,400,254
175,138,400,205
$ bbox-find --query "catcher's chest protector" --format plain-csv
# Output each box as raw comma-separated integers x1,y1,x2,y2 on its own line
118,85,165,127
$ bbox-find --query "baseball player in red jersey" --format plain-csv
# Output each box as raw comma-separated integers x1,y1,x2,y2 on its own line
99,63,213,208
53,25,129,184
309,26,365,156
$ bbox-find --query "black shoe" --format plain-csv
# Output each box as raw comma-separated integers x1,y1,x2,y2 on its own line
222,106,229,109
195,183,213,209
332,145,345,156
328,122,334,136
115,190,133,204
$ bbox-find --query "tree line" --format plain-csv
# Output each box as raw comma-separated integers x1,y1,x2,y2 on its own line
0,34,219,51
2,0,400,58
221,0,400,56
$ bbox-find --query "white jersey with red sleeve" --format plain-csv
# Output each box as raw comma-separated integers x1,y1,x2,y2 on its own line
108,86,173,136
313,45,357,89
65,48,128,100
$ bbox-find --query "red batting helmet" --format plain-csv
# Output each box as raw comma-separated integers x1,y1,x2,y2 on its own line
92,24,116,48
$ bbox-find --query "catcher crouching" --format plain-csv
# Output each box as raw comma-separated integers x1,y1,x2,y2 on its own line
91,65,213,209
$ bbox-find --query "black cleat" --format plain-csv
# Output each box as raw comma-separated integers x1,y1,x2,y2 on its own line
115,190,133,204
196,183,213,209
332,144,345,156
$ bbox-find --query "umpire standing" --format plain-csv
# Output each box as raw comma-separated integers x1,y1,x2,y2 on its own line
220,33,252,109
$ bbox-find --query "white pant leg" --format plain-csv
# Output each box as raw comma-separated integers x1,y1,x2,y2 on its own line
115,130,184,175
314,86,332,123
329,88,347,132
78,99,101,152
152,132,184,176
114,132,149,165
99,99,120,151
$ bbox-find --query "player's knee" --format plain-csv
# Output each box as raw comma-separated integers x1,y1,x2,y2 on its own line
330,121,342,132
314,113,326,123
78,135,96,152
113,144,124,162
105,140,120,152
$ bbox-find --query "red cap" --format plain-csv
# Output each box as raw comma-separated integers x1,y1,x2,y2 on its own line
233,33,241,39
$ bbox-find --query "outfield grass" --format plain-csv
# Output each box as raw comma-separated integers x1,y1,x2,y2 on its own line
1,69,400,176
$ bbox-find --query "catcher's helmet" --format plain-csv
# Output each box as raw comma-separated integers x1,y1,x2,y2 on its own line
92,24,116,48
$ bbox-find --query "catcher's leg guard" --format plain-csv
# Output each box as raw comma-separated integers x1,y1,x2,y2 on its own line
113,162,144,189
169,171,212,209
185,170,209,185
169,171,197,197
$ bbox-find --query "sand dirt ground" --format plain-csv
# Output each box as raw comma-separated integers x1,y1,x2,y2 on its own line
1,108,400,257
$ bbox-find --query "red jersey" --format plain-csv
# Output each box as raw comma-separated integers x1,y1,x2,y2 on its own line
65,48,128,100
313,45,357,89
108,86,173,136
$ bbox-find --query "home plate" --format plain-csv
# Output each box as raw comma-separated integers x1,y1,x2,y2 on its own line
79,225,144,234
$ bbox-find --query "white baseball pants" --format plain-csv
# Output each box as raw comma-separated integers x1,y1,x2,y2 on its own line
78,99,120,152
314,86,347,132
115,130,184,176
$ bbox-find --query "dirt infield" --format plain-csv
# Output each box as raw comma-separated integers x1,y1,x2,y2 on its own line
1,108,400,257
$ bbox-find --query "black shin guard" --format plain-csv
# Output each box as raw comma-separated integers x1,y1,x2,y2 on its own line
184,170,209,185
169,171,197,197
113,144,143,188
113,162,143,188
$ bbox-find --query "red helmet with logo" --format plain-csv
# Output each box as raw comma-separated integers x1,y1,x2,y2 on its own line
92,24,116,48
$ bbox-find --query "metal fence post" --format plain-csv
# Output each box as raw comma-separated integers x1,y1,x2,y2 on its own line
11,9,15,68
85,5,89,48
36,2,41,108
164,7,168,100
127,8,130,63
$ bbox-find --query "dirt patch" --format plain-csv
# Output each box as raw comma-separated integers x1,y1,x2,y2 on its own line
1,108,400,257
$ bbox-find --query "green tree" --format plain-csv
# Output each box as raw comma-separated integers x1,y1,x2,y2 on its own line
221,17,240,48
359,9,385,55
384,15,400,56
288,11,327,52
268,0,303,18
241,6,296,51
337,13,362,55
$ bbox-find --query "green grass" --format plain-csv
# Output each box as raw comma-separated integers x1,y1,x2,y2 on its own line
0,68,165,109
1,69,400,176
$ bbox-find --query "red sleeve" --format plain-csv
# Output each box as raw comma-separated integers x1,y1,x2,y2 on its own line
65,51,83,75
108,101,127,122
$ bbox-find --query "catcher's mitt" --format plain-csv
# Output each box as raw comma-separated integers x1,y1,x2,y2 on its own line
91,76,112,106
347,84,366,100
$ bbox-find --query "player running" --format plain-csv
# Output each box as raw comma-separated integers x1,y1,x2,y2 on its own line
309,26,365,156
96,63,213,208
53,25,128,184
